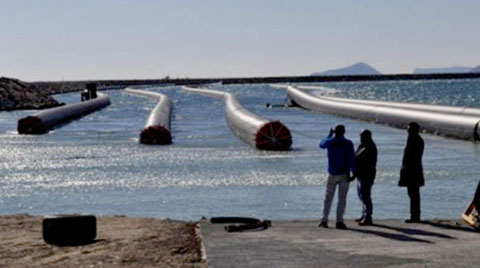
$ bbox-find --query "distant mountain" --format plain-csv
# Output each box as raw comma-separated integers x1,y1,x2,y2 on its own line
470,66,480,73
311,62,382,76
413,66,472,74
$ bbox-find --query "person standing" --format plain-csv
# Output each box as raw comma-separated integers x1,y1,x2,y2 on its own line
319,124,356,229
473,180,480,213
354,129,377,226
399,122,424,223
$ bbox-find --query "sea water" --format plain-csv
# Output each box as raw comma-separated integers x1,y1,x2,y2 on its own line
1,79,480,221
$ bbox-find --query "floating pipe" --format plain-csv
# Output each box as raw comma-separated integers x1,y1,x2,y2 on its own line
182,86,292,150
275,84,480,117
286,86,480,141
301,89,480,119
124,88,172,145
17,93,111,134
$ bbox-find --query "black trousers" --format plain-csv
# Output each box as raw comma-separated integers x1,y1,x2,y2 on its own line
407,186,421,220
357,178,373,219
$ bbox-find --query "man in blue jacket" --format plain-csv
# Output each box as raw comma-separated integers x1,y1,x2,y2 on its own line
319,124,356,229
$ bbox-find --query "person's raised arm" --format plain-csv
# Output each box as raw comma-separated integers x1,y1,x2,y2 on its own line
319,128,334,149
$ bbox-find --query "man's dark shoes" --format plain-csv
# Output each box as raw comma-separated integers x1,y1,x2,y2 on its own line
405,218,421,223
319,221,328,228
355,217,364,223
336,222,347,229
358,219,373,226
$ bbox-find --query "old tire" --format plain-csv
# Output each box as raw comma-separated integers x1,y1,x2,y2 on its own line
42,214,96,246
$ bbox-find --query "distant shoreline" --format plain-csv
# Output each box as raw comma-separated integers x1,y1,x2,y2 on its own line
31,72,480,94
3,73,479,111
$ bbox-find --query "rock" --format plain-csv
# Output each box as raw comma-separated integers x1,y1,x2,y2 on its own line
311,62,382,76
0,77,62,111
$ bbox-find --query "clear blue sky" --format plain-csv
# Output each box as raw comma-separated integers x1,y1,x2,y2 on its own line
1,0,479,81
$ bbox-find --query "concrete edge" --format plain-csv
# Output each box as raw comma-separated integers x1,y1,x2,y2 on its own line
195,222,208,264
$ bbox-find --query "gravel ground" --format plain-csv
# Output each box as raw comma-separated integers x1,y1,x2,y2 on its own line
0,214,206,268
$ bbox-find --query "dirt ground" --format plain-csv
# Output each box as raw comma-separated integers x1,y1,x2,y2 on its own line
0,214,206,268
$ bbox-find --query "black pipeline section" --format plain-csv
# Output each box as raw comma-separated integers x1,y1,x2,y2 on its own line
18,92,110,134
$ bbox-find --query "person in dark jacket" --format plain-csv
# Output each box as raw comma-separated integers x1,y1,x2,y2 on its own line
319,124,356,229
354,129,377,226
474,180,480,212
399,122,424,223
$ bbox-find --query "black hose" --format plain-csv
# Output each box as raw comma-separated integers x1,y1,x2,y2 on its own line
210,217,262,224
210,217,271,232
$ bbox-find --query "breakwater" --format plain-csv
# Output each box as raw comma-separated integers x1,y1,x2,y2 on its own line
30,72,480,94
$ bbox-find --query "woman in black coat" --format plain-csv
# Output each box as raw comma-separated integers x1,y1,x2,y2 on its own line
399,122,424,223
355,129,377,225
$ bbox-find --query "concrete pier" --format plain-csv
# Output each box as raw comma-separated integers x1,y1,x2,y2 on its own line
200,219,479,268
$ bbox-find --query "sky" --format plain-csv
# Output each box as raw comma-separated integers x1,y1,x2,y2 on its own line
1,0,479,81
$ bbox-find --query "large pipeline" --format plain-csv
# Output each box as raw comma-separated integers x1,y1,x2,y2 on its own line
275,84,480,117
124,88,172,145
182,86,292,150
295,85,480,117
286,86,480,141
17,93,111,134
322,95,480,117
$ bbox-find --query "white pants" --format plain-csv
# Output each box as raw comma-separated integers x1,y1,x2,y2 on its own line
321,174,350,223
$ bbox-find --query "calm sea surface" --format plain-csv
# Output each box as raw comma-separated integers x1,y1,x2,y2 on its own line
1,79,480,221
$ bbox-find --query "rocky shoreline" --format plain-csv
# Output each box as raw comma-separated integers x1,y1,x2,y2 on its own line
0,77,62,111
